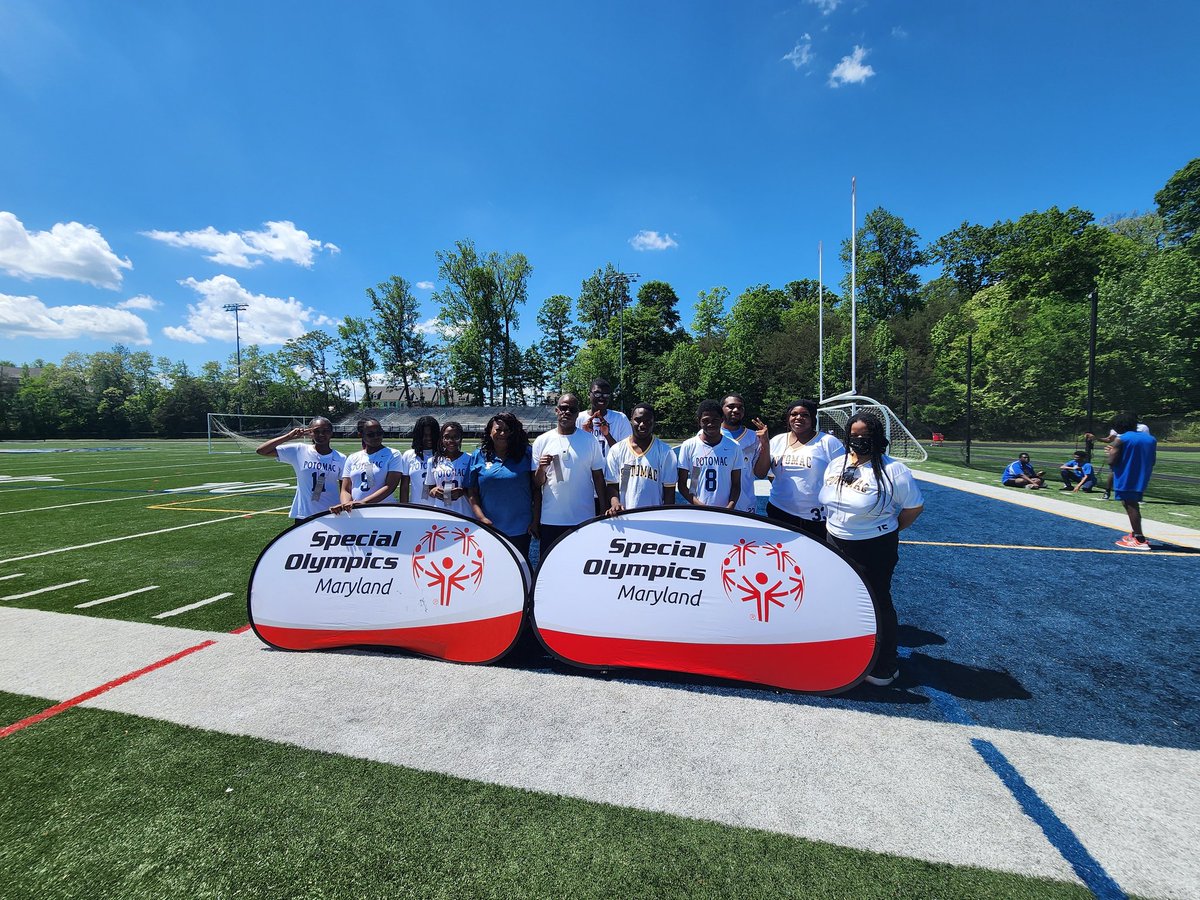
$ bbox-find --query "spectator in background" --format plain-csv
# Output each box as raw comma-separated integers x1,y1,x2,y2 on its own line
1001,453,1045,489
1087,412,1157,550
255,417,346,524
1059,451,1097,493
534,393,607,552
468,412,536,565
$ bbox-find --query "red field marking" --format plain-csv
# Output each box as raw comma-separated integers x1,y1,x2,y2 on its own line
0,639,217,740
228,624,253,634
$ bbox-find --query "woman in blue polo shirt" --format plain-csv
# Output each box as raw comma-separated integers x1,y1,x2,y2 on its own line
467,412,535,565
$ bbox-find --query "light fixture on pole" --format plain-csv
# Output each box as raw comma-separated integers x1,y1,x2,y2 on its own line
223,302,248,416
605,270,639,412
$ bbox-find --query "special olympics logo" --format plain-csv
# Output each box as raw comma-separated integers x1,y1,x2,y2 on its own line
411,524,485,606
720,538,804,623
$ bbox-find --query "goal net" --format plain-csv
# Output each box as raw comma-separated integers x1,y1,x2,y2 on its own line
818,393,928,463
207,413,309,454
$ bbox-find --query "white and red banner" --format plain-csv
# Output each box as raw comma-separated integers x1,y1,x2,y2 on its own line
249,505,529,663
532,507,877,693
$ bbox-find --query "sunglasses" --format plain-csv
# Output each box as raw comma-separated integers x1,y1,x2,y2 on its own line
363,430,384,438
841,466,861,485
557,405,578,412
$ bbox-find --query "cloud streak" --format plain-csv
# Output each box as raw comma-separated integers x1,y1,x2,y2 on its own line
829,46,875,87
143,220,339,268
629,230,679,251
782,35,814,70
0,212,132,289
0,292,150,344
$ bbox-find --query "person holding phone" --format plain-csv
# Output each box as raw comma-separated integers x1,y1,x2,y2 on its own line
424,421,474,518
534,393,606,552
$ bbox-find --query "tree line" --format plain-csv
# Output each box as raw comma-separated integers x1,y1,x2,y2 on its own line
2,159,1196,441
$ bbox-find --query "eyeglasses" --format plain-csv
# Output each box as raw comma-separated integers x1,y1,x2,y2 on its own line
590,390,611,397
841,466,860,485
363,430,384,438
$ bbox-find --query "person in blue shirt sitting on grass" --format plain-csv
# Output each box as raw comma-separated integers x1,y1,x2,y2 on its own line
1001,453,1045,489
1059,451,1096,493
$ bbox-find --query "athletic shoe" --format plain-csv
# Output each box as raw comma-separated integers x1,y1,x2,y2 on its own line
1102,491,1111,500
1058,486,1073,492
864,669,899,687
1115,534,1151,551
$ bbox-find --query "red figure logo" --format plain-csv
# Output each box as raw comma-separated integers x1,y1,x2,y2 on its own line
412,524,486,606
720,539,804,623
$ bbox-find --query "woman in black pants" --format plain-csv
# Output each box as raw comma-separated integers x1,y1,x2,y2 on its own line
819,413,925,686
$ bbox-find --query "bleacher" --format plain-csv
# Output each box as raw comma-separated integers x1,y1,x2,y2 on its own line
332,406,559,439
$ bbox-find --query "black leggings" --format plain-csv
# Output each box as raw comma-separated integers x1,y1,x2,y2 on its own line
826,530,901,674
765,502,827,542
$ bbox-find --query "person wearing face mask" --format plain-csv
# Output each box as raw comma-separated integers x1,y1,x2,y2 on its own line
753,399,845,540
331,419,403,513
819,412,924,687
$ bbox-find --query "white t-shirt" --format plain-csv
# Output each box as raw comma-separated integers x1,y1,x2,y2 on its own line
399,448,437,506
766,432,846,520
532,428,604,526
819,455,924,540
576,409,632,460
721,425,762,513
676,434,742,508
341,447,403,504
424,452,475,518
275,443,347,519
605,437,678,509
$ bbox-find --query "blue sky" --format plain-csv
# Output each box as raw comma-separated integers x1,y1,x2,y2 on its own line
1,0,1197,371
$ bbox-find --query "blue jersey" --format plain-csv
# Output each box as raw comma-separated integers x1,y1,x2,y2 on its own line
1112,431,1156,494
1001,460,1034,483
1062,459,1094,480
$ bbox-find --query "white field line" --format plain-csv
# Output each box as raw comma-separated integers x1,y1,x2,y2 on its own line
152,592,233,619
0,573,25,581
1,579,89,601
0,461,283,495
0,482,289,517
76,585,160,609
0,506,291,564
5,457,268,480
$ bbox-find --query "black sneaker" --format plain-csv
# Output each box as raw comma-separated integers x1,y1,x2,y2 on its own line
864,668,899,687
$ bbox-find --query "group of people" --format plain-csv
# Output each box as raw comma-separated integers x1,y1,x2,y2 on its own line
1002,414,1157,550
259,378,926,686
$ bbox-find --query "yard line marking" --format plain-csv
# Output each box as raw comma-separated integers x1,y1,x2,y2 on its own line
152,592,233,619
972,739,1127,899
0,639,217,740
0,573,25,581
901,539,1197,557
229,624,253,634
1,579,89,601
0,493,162,516
0,506,291,564
75,585,160,609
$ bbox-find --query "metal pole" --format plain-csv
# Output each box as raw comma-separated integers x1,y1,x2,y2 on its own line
965,335,973,467
223,302,248,416
850,176,857,395
1086,287,1098,439
903,356,909,420
818,241,824,403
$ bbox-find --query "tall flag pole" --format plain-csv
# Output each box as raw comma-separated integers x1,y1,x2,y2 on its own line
818,241,825,403
850,176,857,395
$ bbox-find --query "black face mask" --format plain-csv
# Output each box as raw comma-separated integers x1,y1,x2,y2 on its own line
848,436,874,455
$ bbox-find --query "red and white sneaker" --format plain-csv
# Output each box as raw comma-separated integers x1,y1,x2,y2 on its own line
1115,533,1151,551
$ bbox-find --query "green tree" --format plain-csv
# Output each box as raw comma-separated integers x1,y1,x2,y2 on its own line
1155,157,1200,253
279,330,342,412
536,294,577,395
840,207,926,319
368,276,430,408
577,263,630,342
929,221,1006,298
336,317,377,406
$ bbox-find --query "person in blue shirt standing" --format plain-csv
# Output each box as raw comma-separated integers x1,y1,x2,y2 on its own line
1088,412,1157,550
1058,451,1096,493
1001,453,1045,489
468,412,536,565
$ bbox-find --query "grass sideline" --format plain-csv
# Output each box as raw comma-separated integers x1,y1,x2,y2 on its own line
910,440,1199,529
0,690,1090,900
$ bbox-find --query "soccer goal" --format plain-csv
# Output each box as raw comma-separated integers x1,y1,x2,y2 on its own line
818,393,928,463
206,413,310,454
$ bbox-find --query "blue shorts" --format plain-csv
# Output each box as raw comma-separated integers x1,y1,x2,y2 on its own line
1114,490,1143,502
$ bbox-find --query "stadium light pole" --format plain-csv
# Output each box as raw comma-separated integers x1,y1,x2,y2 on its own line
605,271,640,412
223,302,248,416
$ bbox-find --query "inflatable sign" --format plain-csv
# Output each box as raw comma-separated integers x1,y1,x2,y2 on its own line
532,507,877,693
249,505,529,663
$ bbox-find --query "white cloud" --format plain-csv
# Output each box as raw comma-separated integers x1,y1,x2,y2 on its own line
892,26,909,38
0,212,132,289
117,294,160,311
807,0,841,14
829,46,875,87
782,35,814,70
142,220,339,268
629,230,679,252
0,292,150,344
416,281,435,290
163,274,335,346
414,317,441,335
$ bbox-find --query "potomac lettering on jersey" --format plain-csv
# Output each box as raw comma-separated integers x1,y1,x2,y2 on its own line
315,576,395,597
626,462,661,481
776,453,813,468
309,529,403,551
616,583,701,606
285,552,401,574
690,453,731,467
302,459,342,472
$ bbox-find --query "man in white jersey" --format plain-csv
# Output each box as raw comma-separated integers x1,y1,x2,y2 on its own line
534,393,607,551
331,418,403,513
255,417,346,524
605,402,677,513
577,377,632,516
720,394,763,514
676,399,742,510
